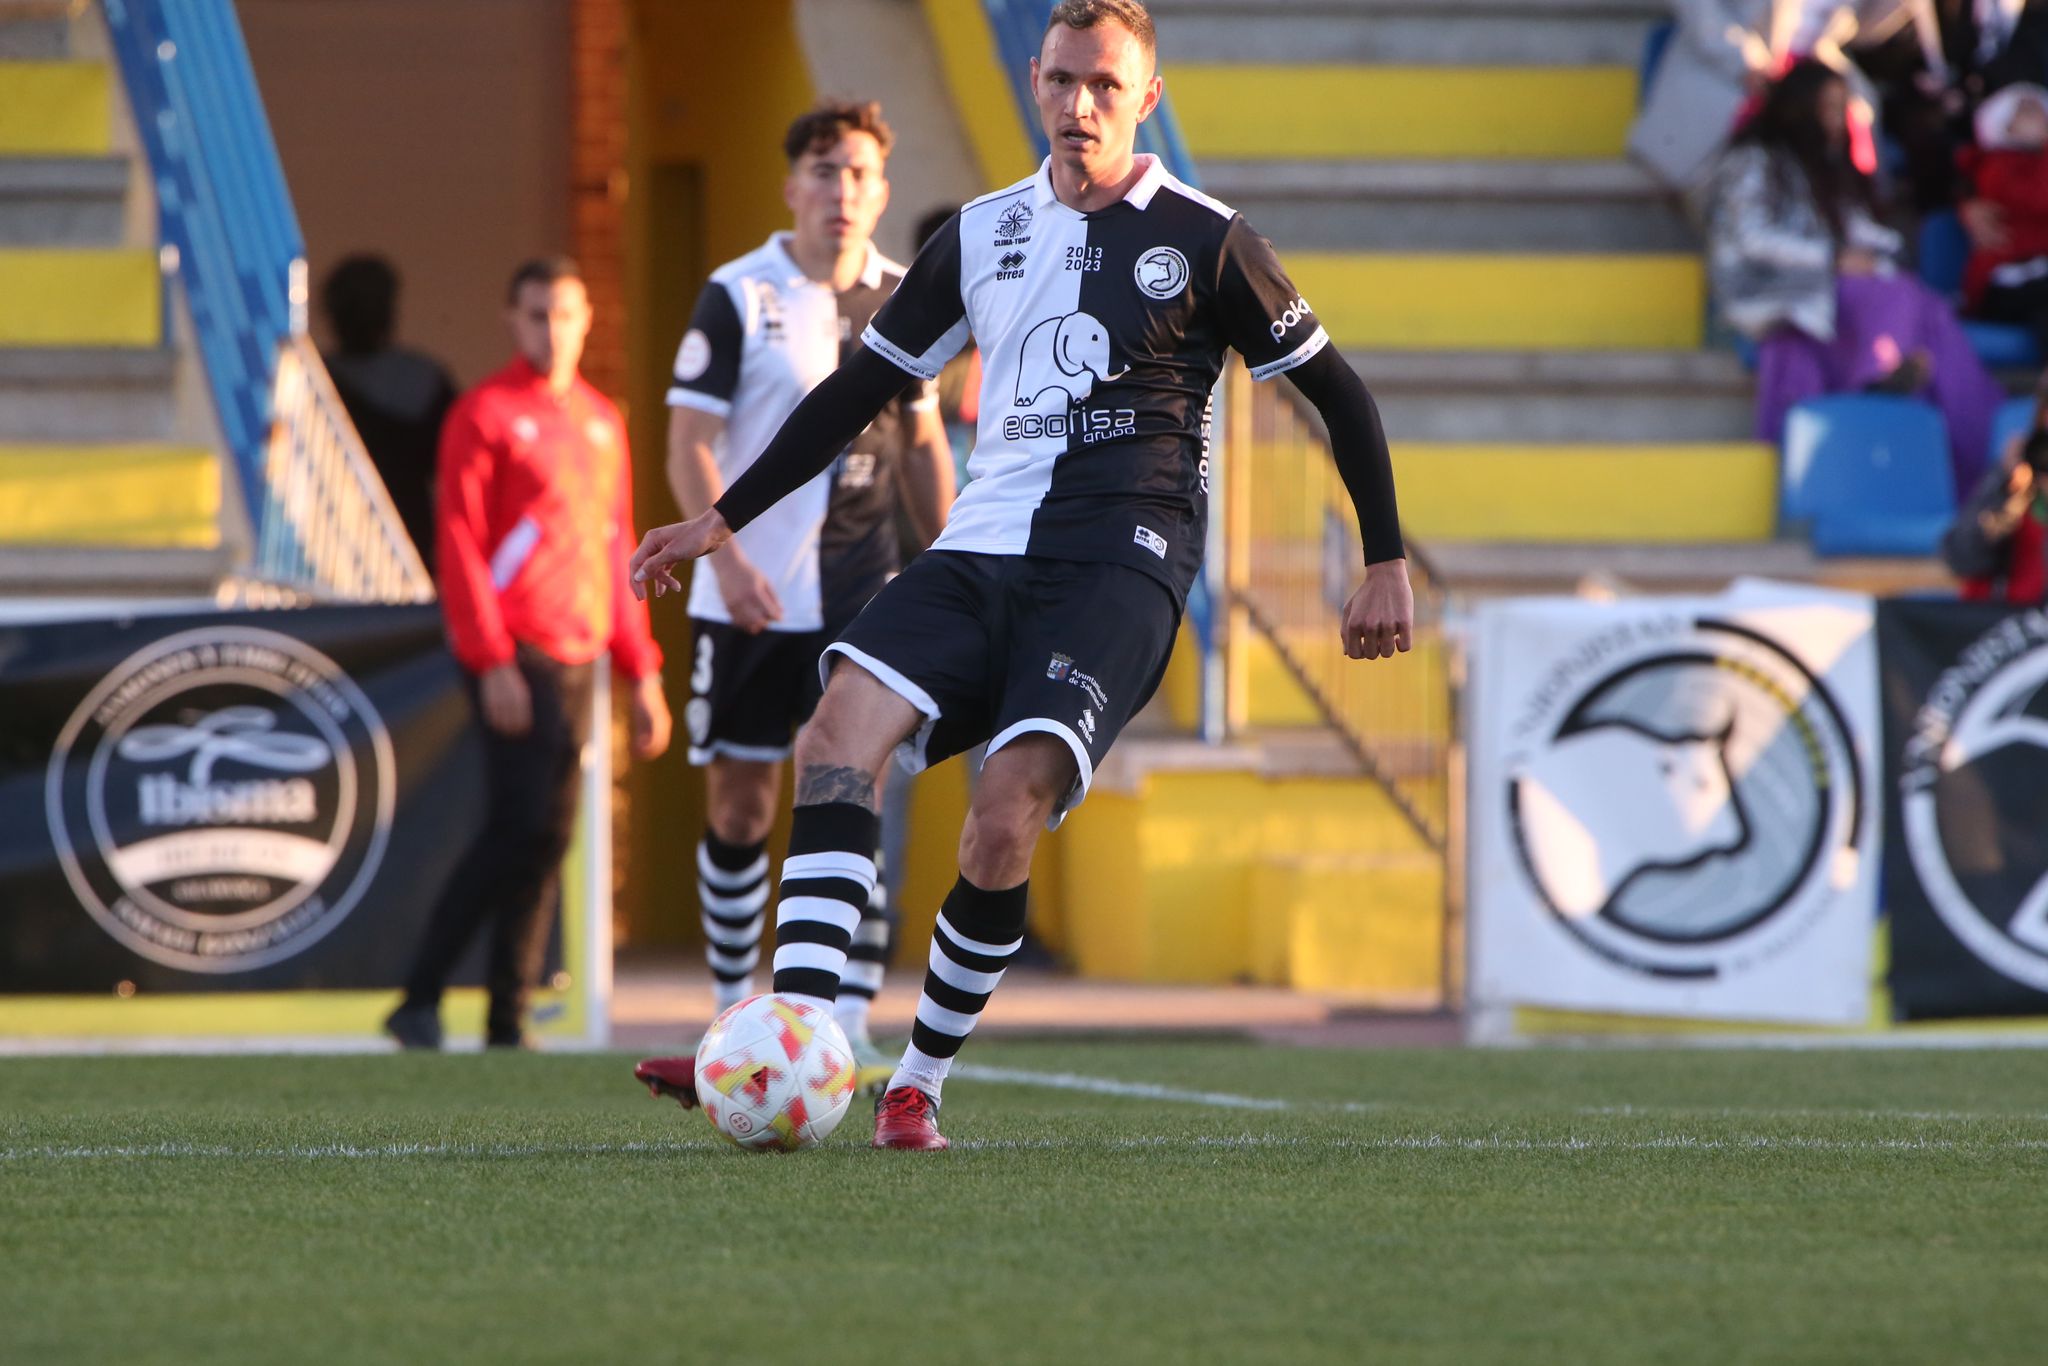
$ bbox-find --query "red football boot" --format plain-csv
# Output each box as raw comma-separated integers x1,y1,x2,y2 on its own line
872,1085,949,1150
634,1055,699,1109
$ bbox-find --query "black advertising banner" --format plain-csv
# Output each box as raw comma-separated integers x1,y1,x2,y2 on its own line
1880,600,2048,1019
1,605,486,994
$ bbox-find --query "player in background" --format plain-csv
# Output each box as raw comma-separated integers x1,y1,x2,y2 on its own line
630,0,1411,1148
634,102,955,1094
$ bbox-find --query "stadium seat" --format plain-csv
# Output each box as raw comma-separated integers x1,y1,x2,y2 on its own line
1780,395,1956,555
1991,394,2039,460
1961,320,2042,370
1917,210,1968,297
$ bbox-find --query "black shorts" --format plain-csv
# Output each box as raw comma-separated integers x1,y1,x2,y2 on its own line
684,575,889,765
682,621,828,765
823,551,1181,825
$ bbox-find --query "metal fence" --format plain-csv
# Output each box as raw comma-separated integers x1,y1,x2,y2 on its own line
257,334,433,604
1221,361,1453,852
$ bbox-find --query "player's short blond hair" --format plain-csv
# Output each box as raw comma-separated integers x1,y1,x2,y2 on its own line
1043,0,1156,63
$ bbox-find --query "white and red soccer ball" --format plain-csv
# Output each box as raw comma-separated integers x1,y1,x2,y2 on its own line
694,994,858,1151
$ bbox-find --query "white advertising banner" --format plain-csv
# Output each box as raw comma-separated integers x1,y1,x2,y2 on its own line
1468,583,1880,1025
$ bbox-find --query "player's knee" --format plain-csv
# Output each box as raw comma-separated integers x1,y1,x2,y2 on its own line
959,784,1056,879
708,798,775,847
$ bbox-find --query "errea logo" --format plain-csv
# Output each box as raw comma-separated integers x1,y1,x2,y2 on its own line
996,250,1027,282
1269,298,1312,341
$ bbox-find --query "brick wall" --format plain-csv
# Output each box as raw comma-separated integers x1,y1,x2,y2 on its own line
570,0,629,403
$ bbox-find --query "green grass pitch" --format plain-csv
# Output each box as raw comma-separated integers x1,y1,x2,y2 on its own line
5,1041,2047,1364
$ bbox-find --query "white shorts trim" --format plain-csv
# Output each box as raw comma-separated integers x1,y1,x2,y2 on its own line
819,641,941,776
985,717,1093,830
686,740,792,767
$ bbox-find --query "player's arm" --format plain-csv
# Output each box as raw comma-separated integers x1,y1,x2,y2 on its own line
632,350,920,597
634,214,972,598
1215,215,1411,660
664,284,782,630
1284,348,1412,660
896,381,954,547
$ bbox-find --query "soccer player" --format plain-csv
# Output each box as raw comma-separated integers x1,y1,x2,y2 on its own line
633,101,955,1091
629,0,1411,1149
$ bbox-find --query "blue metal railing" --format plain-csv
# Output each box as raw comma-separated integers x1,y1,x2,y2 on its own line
103,0,305,577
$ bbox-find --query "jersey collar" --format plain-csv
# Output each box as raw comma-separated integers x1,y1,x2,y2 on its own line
1031,152,1169,215
767,232,885,291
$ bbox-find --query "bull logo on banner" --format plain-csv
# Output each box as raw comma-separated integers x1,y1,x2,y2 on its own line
43,627,396,973
1898,609,2048,992
1506,617,1865,980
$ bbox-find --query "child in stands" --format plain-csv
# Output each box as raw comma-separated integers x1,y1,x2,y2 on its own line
1960,83,2048,353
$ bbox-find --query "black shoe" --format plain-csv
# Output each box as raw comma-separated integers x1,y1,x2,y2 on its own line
383,1003,443,1051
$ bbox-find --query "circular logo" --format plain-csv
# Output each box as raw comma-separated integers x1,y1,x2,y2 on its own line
675,328,712,383
44,627,396,973
684,697,712,748
1134,246,1189,300
1506,618,1864,977
1899,612,2048,990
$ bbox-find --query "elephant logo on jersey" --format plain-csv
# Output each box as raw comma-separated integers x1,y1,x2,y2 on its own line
1013,311,1128,410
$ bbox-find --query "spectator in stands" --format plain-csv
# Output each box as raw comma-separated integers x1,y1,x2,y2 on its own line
320,254,457,575
384,257,671,1050
1942,377,2048,597
1959,83,2048,350
1708,59,2005,490
1632,1,1872,193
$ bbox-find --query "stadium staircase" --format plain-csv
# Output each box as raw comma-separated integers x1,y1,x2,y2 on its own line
1151,0,1951,598
0,0,237,597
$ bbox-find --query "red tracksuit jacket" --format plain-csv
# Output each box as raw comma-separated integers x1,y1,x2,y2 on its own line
435,357,662,680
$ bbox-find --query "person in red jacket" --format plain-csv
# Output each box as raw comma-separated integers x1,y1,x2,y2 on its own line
1944,377,2048,602
1960,83,2048,352
385,256,671,1050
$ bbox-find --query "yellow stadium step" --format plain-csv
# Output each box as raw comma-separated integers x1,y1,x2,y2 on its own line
1249,852,1444,1000
0,250,161,346
0,444,222,548
1290,253,1705,351
0,61,112,155
1057,755,1437,986
1168,65,1636,161
1392,441,1780,542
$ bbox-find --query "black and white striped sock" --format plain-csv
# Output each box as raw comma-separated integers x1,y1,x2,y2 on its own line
890,877,1027,1102
770,802,879,1010
835,866,895,1043
699,833,769,1014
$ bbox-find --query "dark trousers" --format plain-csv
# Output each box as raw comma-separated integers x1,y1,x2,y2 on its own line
402,645,594,1042
1980,275,2048,355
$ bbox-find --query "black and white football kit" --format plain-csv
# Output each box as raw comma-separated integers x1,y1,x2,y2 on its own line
708,153,1406,1111
666,234,937,765
714,156,1403,821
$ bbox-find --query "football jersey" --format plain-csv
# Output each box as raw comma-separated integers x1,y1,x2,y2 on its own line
859,155,1328,605
667,234,937,632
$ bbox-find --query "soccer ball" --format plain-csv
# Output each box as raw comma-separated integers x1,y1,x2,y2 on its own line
694,994,859,1151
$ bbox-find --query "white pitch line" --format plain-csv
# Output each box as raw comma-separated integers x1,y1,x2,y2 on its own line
951,1063,1385,1112
7,1133,2045,1163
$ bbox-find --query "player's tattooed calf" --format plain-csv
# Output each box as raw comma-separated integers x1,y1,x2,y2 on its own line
797,764,877,811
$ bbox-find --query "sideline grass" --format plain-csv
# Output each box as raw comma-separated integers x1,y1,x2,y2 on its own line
4,1042,2047,1364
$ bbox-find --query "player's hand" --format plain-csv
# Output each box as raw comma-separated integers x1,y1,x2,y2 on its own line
1342,560,1414,661
630,510,733,602
629,672,671,761
478,663,532,737
709,546,784,634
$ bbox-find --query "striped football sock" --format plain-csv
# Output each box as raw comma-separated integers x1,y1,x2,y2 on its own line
699,833,769,1014
889,877,1027,1103
834,857,895,1043
770,802,879,1011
